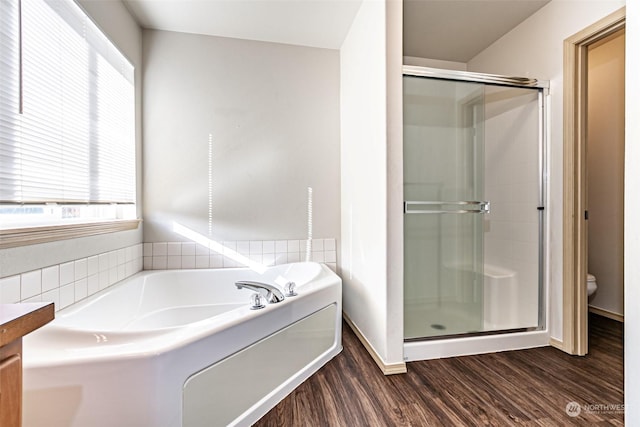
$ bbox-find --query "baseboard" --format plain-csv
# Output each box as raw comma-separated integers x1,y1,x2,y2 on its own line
589,305,624,322
549,337,565,351
342,313,407,375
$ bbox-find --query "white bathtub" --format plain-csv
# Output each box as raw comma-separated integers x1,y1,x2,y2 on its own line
22,262,342,427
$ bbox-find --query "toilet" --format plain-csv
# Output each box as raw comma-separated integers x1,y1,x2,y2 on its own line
587,273,598,296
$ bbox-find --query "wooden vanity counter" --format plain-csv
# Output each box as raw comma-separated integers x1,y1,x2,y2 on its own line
0,303,55,427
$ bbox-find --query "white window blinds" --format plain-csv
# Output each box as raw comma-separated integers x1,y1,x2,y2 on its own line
0,0,135,205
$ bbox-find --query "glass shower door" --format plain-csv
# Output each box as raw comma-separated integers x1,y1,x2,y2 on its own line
403,76,487,339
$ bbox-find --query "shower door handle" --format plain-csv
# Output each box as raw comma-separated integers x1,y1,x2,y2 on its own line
403,201,490,214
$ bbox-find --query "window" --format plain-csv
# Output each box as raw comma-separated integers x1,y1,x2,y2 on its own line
0,0,136,236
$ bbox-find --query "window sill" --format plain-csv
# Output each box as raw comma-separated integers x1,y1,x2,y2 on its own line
0,219,141,249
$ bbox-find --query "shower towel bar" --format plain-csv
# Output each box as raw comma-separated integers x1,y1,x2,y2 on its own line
403,200,490,214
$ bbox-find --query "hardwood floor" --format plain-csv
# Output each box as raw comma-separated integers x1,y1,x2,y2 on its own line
254,314,623,426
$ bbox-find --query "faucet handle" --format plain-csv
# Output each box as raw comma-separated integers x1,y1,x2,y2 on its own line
249,293,265,310
284,281,297,297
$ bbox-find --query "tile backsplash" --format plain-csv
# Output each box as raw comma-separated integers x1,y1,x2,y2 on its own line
143,238,337,272
0,239,338,313
0,244,144,311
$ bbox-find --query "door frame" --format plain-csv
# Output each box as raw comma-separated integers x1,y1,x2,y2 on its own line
562,7,625,356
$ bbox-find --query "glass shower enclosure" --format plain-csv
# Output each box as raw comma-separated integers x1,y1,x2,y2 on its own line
403,67,546,340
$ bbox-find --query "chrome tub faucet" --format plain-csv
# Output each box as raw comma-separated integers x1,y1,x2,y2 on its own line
235,281,285,304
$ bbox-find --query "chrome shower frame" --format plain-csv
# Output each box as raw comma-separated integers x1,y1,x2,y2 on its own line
402,65,550,359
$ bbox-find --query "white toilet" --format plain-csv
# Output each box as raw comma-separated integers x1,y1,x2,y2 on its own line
587,273,598,296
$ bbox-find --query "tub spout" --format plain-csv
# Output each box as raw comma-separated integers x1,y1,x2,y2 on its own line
235,281,285,303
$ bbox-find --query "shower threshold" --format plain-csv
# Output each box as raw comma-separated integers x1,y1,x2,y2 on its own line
404,326,539,343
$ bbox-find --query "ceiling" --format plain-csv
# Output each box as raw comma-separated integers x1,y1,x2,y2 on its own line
123,0,550,62
403,0,550,62
122,0,363,50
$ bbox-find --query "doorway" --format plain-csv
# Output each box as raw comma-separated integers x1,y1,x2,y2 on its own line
586,29,625,323
562,7,625,356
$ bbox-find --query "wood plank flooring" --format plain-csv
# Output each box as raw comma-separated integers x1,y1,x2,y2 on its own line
254,314,623,426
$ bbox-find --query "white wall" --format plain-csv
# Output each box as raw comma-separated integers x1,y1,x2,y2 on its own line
142,30,341,245
403,56,467,71
625,1,639,423
340,0,404,369
587,31,625,317
467,0,625,342
340,0,388,361
0,0,143,279
385,0,405,368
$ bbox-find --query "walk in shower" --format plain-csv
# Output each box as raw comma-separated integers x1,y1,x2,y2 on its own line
403,66,548,347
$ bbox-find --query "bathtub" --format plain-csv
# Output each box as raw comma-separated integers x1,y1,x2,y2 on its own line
22,262,342,427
